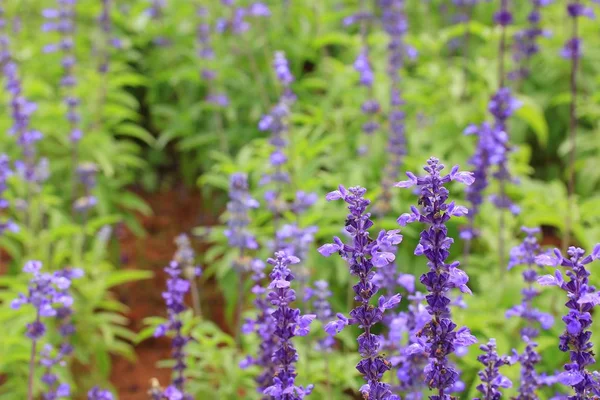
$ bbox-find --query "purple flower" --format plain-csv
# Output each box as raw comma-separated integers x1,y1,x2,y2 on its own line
319,185,401,399
263,252,314,399
474,339,513,400
40,344,72,399
97,0,121,73
73,162,98,213
509,0,552,80
260,52,296,215
43,0,82,145
155,246,201,396
377,0,413,212
224,173,259,263
0,154,17,234
87,387,114,400
0,10,44,187
240,258,279,393
537,245,600,397
306,280,335,351
395,158,477,398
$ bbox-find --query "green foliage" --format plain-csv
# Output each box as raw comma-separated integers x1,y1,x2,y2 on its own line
1,0,600,399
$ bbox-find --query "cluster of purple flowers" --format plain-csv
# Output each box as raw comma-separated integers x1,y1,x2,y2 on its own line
319,185,402,399
509,0,552,80
507,227,555,397
0,153,17,234
1,7,44,187
263,252,315,399
225,173,260,268
196,6,229,107
217,1,271,36
73,162,98,214
98,0,122,74
154,251,201,399
305,280,335,352
240,258,279,394
378,0,416,211
11,261,82,399
346,1,378,154
396,158,477,399
259,51,295,214
473,339,512,400
87,387,114,400
561,2,595,61
43,0,82,144
388,291,429,398
537,245,600,397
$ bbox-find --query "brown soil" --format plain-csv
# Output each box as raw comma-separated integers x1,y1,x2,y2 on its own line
109,186,223,399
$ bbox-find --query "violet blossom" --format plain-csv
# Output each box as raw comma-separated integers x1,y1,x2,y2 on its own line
346,1,379,154
225,173,260,270
154,252,201,399
98,0,122,74
537,245,600,398
305,280,335,352
259,51,295,216
0,153,17,234
1,7,43,187
73,162,98,214
474,339,513,400
396,157,477,399
263,252,315,399
507,227,555,398
378,0,416,212
43,0,82,145
509,0,552,80
87,387,114,400
240,259,279,395
319,185,402,399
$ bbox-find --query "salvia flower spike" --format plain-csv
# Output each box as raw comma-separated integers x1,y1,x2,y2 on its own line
11,261,75,400
0,153,17,234
240,259,279,394
507,227,554,397
259,51,295,219
154,249,201,398
305,280,335,352
396,157,477,399
87,387,114,400
1,5,44,188
537,244,600,397
474,339,513,400
510,0,552,80
319,185,402,399
378,0,415,211
263,252,315,399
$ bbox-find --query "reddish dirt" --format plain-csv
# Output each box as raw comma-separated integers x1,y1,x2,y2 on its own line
109,187,223,400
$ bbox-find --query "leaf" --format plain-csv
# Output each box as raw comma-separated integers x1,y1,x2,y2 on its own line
515,96,549,145
104,270,153,289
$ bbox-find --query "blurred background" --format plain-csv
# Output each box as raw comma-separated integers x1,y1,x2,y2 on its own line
0,0,599,399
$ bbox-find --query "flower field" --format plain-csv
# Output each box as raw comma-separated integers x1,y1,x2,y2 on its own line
1,0,600,399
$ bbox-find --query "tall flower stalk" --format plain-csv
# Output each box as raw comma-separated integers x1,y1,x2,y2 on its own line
11,261,75,400
224,173,259,344
259,51,295,238
240,259,279,395
537,245,600,398
319,185,402,399
1,4,44,209
490,1,520,267
507,227,554,398
377,0,415,213
396,157,477,399
509,0,552,81
347,0,379,155
473,339,512,399
153,249,201,399
563,1,595,250
263,252,315,399
43,0,82,204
